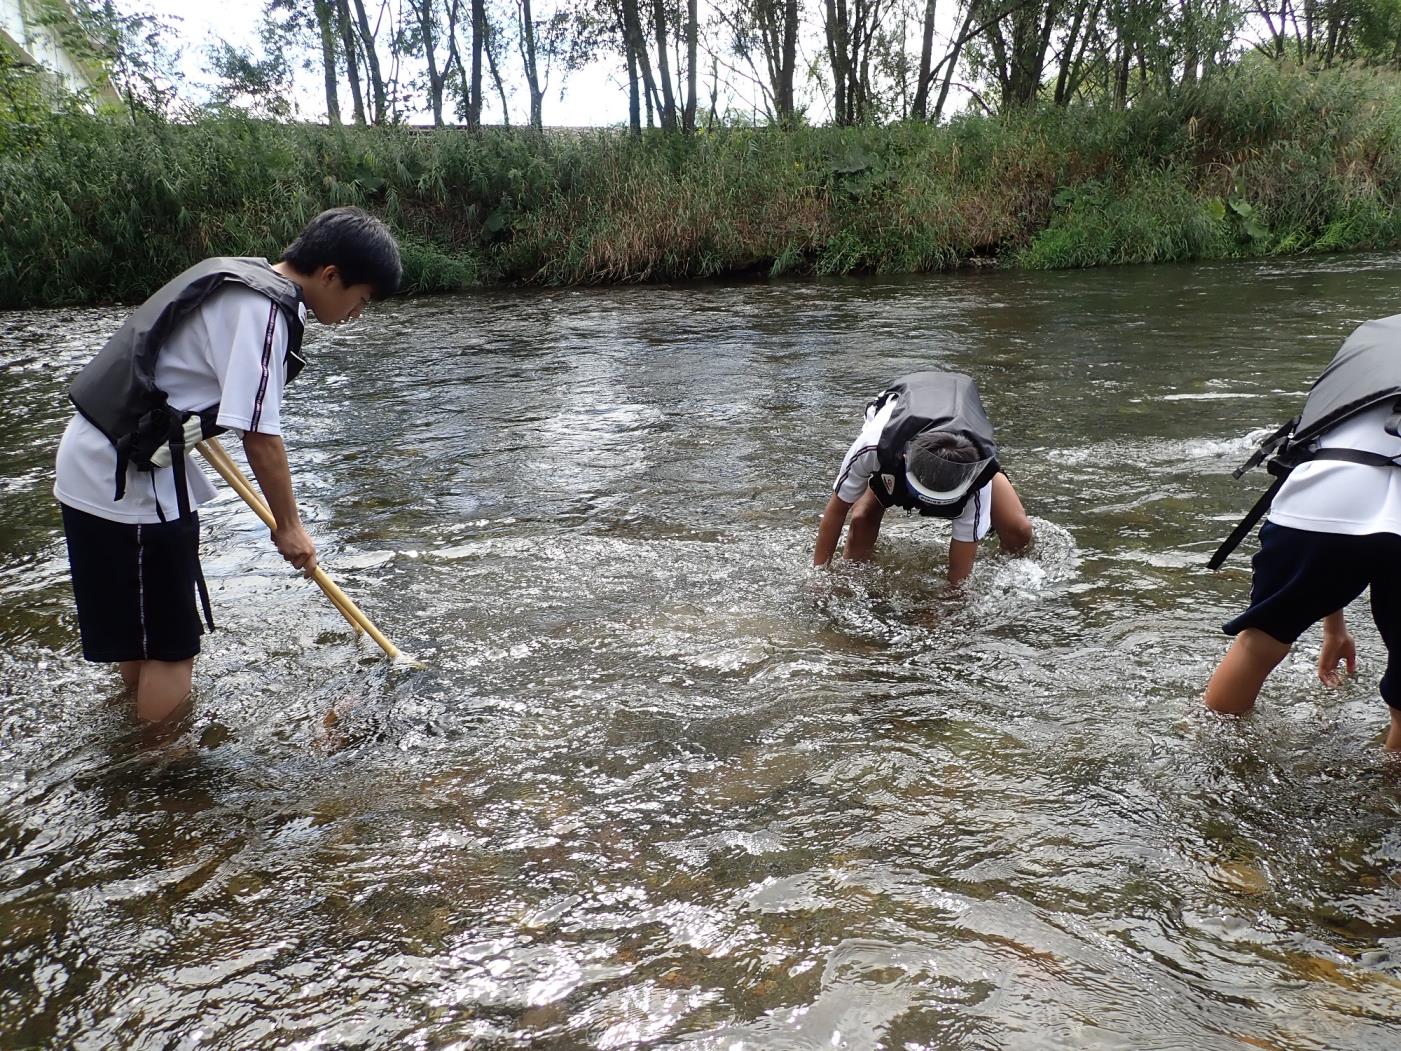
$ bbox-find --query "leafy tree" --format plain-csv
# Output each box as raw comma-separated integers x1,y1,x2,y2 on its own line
405,0,464,125
822,0,894,123
517,0,576,129
38,0,183,121
207,2,318,120
0,42,55,151
207,40,296,119
720,0,803,122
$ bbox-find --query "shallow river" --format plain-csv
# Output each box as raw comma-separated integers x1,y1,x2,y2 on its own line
3,256,1401,1049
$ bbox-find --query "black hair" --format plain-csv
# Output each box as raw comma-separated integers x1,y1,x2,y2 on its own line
906,430,981,494
279,206,402,299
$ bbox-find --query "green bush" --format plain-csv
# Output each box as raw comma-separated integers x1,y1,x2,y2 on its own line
4,62,1401,308
1019,168,1231,268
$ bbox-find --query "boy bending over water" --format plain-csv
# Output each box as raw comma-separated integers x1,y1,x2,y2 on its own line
814,371,1033,583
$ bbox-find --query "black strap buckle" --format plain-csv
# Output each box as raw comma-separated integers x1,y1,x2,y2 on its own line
1231,417,1297,480
1384,396,1401,439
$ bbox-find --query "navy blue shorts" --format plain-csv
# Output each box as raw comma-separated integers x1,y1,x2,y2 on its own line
61,504,205,663
1224,522,1401,708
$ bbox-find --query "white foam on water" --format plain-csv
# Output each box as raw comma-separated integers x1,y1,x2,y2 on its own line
972,517,1077,603
1179,435,1259,458
1044,432,1263,468
988,558,1047,591
1116,548,1208,569
335,551,397,571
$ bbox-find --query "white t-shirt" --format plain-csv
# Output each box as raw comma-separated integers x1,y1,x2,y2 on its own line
1270,402,1401,537
833,398,993,542
55,284,304,524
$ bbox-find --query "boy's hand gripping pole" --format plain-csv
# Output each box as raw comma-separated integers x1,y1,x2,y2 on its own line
196,437,403,661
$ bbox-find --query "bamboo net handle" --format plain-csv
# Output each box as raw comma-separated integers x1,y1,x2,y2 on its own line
196,437,402,661
197,438,362,634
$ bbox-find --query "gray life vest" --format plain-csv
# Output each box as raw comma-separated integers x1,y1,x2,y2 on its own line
1209,313,1401,569
69,257,306,519
868,371,1001,519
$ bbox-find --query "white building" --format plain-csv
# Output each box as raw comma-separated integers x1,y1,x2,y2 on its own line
0,0,117,102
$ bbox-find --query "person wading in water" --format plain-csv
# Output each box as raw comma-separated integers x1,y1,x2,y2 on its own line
1206,314,1401,750
813,371,1034,584
54,207,402,725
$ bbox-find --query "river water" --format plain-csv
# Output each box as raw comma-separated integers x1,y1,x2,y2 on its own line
2,256,1401,1048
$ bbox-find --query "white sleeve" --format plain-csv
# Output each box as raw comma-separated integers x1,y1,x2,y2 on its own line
950,480,993,542
833,433,882,503
833,397,899,503
213,290,290,436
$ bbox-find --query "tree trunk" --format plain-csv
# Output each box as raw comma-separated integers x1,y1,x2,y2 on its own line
825,0,850,124
1031,0,1059,101
933,2,974,121
984,15,1012,109
683,0,697,131
1055,0,1100,103
1179,0,1198,87
621,0,661,129
468,0,484,127
911,0,937,119
707,53,719,128
335,0,367,123
651,0,678,129
1114,42,1130,109
519,0,545,130
484,12,511,125
444,0,470,123
385,5,404,123
349,0,387,122
313,0,342,124
626,38,641,135
753,0,797,122
413,0,445,125
780,0,798,119
1055,0,1086,103
851,0,878,121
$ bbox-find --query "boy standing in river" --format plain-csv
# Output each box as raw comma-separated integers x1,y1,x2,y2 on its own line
813,371,1034,583
1205,314,1401,750
54,207,401,724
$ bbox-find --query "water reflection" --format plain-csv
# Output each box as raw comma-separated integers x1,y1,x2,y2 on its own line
3,256,1401,1047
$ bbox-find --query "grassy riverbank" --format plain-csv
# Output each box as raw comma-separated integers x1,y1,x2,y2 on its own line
3,62,1401,309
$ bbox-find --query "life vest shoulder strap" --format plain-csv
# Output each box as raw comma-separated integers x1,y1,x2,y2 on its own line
1207,474,1286,571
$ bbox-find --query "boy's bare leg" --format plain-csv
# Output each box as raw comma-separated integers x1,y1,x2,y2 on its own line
1204,628,1291,714
135,658,194,722
990,473,1034,554
1387,709,1401,751
843,491,886,562
119,660,142,691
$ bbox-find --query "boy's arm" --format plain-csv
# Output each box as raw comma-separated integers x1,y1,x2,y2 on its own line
814,493,853,566
1318,609,1356,686
947,481,991,584
242,431,318,575
948,539,978,584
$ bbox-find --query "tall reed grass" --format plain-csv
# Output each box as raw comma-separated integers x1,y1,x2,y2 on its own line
3,62,1401,308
